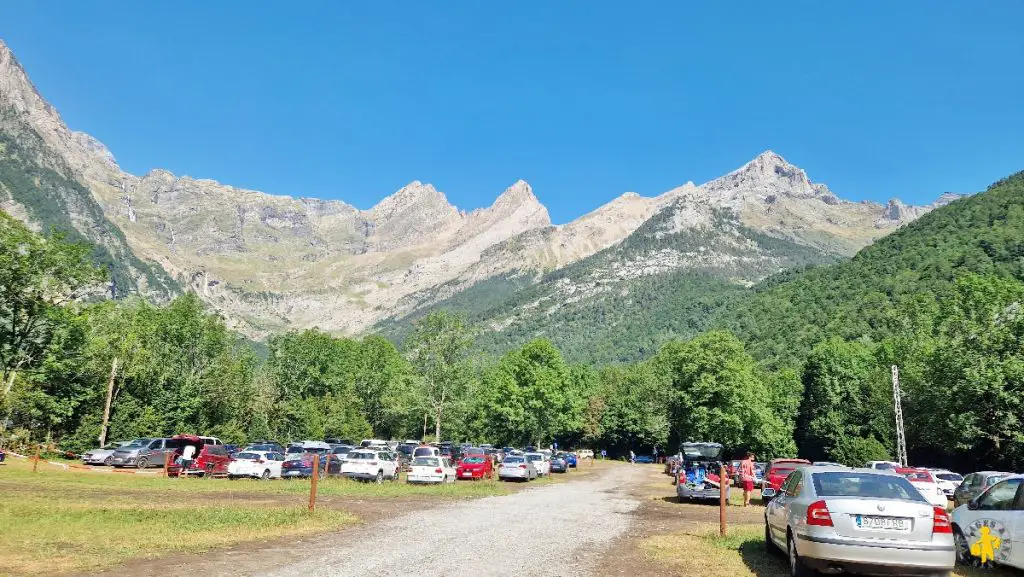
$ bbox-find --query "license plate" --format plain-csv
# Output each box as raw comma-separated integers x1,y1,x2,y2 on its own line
855,515,910,532
463,472,473,477
285,471,302,476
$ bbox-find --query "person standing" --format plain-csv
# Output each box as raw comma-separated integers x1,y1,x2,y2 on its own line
653,446,659,464
739,451,756,507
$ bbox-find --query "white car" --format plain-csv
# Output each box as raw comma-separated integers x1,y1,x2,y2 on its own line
524,452,550,476
864,460,902,471
407,456,456,484
228,450,285,479
896,468,949,508
930,470,964,499
81,441,130,466
951,474,1024,569
576,449,594,459
340,449,399,483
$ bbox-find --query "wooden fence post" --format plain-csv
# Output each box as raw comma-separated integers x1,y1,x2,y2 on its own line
164,451,171,477
309,454,320,513
33,444,41,473
719,464,728,537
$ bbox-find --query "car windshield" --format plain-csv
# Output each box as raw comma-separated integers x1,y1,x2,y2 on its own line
504,457,524,464
413,447,434,457
526,455,541,462
101,443,121,450
987,474,1010,484
236,452,261,460
413,457,439,467
462,457,486,464
125,439,151,448
332,447,351,454
348,452,375,460
681,443,723,458
812,472,927,502
286,446,303,454
935,473,963,482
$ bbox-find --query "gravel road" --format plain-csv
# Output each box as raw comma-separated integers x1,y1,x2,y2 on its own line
266,465,641,577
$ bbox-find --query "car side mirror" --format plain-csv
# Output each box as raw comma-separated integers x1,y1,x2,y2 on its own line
761,488,777,499
967,499,979,510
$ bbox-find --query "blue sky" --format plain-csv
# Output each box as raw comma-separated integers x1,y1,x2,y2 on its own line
2,2,1022,224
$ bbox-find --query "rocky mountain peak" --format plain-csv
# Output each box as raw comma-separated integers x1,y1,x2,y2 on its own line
369,181,454,219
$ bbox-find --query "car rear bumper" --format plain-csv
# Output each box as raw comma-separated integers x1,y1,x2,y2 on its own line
677,485,729,500
343,472,378,480
797,533,955,574
407,475,444,484
499,470,529,479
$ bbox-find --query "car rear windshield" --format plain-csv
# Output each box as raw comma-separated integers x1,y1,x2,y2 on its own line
413,457,439,467
901,471,934,482
935,473,963,482
771,466,796,475
463,457,486,464
236,452,261,460
332,446,352,454
348,452,375,460
812,472,927,502
504,456,524,464
526,455,541,462
248,444,276,451
286,446,303,453
413,448,435,457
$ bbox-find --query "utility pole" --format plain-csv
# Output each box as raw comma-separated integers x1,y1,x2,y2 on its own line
892,365,907,467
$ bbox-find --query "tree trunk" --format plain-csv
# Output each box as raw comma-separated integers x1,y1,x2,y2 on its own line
2,369,16,396
98,357,119,446
434,407,442,443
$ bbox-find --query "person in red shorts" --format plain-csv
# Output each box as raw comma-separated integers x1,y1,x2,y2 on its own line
739,451,756,507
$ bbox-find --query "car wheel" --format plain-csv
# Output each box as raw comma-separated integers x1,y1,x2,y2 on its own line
136,457,149,469
103,456,112,466
787,532,815,577
954,527,974,565
261,469,271,480
375,470,384,484
229,475,237,480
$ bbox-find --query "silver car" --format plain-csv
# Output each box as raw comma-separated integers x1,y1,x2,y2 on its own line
764,466,954,576
81,441,130,466
498,455,537,481
110,437,179,469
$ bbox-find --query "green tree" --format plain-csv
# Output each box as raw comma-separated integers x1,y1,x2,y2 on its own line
405,311,473,442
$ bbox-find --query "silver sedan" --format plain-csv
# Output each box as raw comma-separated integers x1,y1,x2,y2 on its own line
763,466,955,576
498,455,537,481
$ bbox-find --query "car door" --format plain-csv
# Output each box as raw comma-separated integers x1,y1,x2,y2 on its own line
768,471,799,544
966,478,1021,564
1003,480,1024,569
143,439,164,467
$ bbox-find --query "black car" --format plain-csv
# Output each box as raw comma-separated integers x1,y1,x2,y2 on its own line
325,445,353,474
551,454,569,473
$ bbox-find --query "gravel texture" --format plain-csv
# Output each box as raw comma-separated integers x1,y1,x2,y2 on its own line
267,466,640,577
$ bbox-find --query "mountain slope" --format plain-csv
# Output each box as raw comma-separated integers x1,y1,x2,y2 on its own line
712,170,1024,367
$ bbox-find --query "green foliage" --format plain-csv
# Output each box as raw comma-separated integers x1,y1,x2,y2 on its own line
405,311,474,441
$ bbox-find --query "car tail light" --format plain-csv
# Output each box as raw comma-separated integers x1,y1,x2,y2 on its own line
932,507,952,534
519,464,527,469
806,500,833,527
434,468,443,473
369,461,378,466
257,459,265,464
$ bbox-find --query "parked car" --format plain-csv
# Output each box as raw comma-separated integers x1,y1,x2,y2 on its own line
280,453,328,479
285,440,331,458
563,452,578,468
413,445,441,459
111,437,180,469
243,441,286,454
228,450,285,480
407,456,456,484
764,466,955,577
499,455,537,482
341,449,399,483
550,454,569,473
894,468,949,508
864,460,902,471
929,470,964,499
576,449,594,459
524,452,550,477
80,441,130,466
676,442,731,502
635,454,655,464
763,458,812,497
166,435,231,477
456,454,494,480
325,445,354,474
953,471,1012,508
951,474,1024,569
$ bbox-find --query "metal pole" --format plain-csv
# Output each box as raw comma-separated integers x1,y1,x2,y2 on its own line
892,365,908,467
719,464,728,537
309,454,320,513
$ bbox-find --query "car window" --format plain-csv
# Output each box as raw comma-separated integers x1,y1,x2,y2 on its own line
347,452,375,460
413,457,439,467
785,470,803,497
463,457,487,464
936,473,963,482
978,479,1022,510
811,472,926,502
900,471,933,482
413,447,435,457
504,456,524,464
236,452,261,460
148,440,163,449
985,474,1009,488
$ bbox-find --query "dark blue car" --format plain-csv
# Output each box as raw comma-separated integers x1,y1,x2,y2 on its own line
564,452,578,467
635,454,655,464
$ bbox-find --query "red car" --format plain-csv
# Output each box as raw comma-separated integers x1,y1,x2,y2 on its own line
762,458,811,494
456,454,493,480
166,435,231,477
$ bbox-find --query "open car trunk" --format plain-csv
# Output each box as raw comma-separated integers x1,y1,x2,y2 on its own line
676,442,730,501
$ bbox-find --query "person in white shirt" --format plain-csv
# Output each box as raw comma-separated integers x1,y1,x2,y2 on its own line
181,444,196,469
